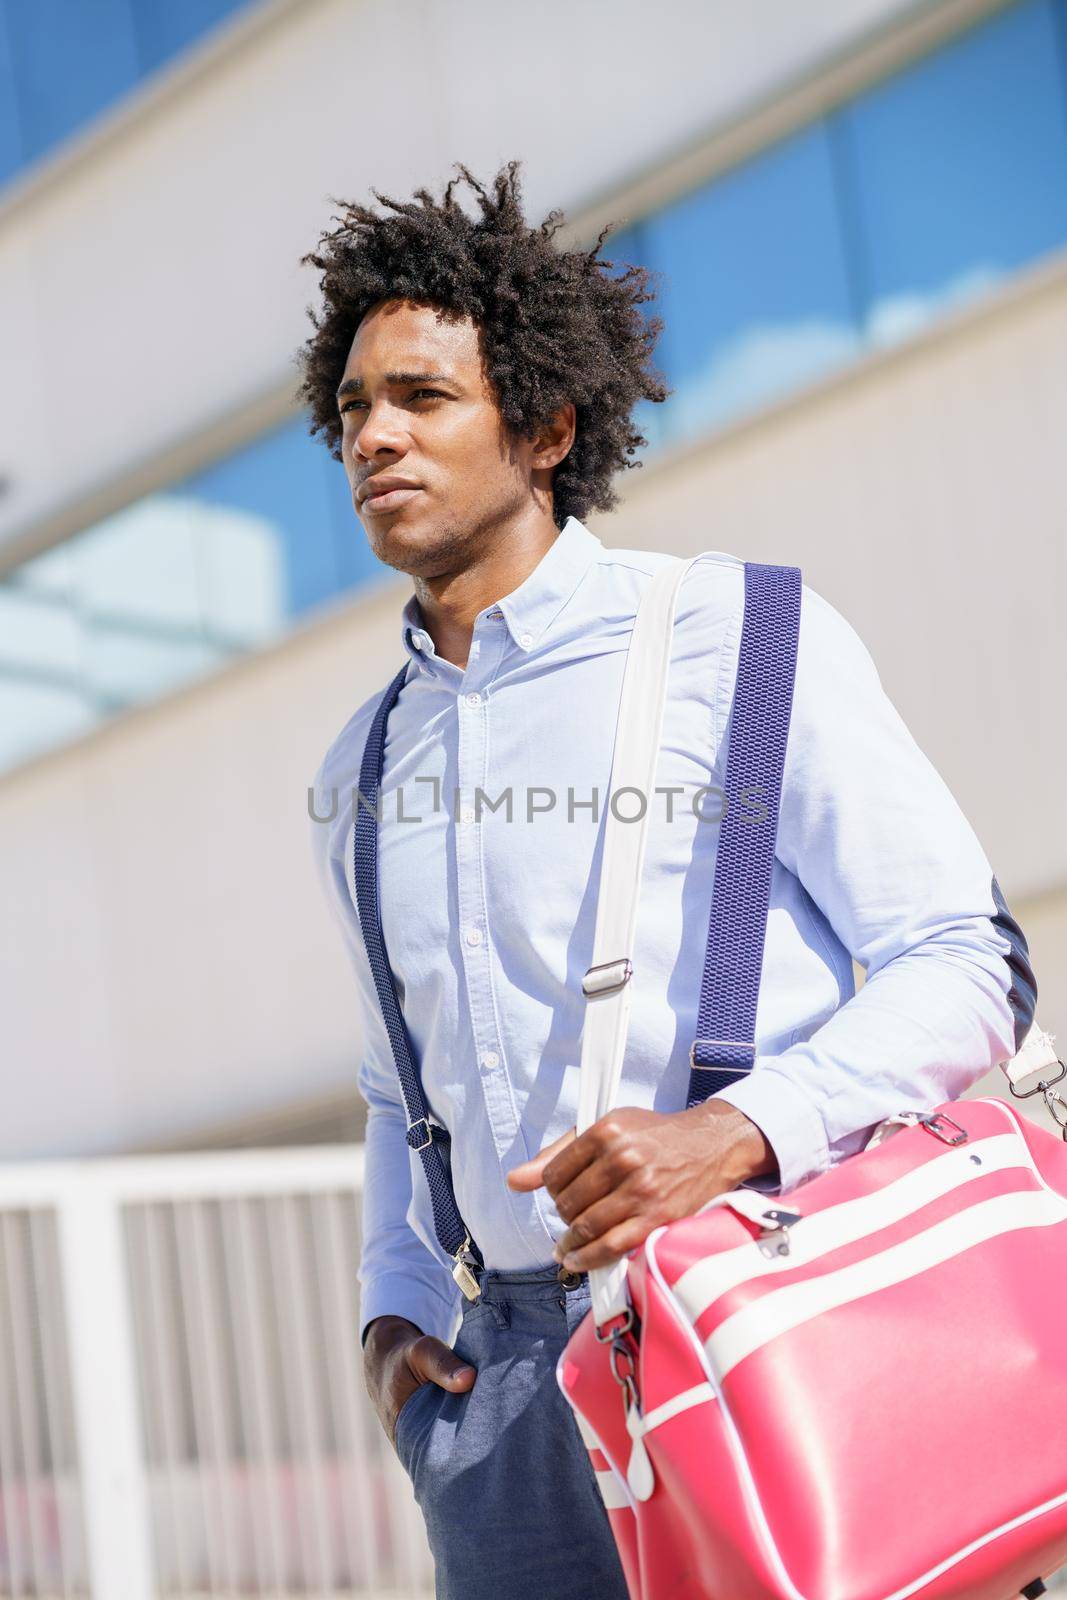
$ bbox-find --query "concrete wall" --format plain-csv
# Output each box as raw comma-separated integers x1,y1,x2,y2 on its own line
3,250,1064,1157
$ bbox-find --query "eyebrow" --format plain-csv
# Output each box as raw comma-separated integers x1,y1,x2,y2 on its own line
335,370,451,400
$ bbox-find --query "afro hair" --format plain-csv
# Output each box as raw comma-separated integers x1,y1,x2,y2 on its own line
296,160,667,527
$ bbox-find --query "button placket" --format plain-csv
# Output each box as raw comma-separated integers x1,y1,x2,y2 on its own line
454,632,515,1160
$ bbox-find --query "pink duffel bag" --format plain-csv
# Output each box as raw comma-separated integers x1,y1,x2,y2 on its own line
560,1093,1067,1600
557,558,1067,1600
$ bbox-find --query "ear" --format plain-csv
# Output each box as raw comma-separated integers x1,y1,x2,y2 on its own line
532,402,576,471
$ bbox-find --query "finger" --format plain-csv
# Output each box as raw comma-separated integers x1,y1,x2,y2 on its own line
506,1127,577,1192
553,1188,642,1263
560,1216,656,1273
406,1335,477,1392
551,1158,618,1228
541,1114,633,1197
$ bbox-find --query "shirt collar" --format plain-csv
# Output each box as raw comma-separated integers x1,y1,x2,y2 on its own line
400,516,603,667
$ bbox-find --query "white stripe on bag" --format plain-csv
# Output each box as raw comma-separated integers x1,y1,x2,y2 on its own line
675,1133,1028,1326
596,1468,631,1510
573,1409,600,1451
629,1382,716,1437
705,1187,1067,1380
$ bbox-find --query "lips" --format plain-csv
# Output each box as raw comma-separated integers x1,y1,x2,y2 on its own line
357,475,423,513
361,485,422,514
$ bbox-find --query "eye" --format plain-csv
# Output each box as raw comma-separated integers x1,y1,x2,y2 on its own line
410,388,445,402
339,398,367,416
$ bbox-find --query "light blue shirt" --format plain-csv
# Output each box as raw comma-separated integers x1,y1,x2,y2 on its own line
310,516,1027,1343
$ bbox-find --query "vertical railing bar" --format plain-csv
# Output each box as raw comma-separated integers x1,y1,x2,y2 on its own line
121,1210,166,1595
27,1209,75,1600
38,1208,90,1596
316,1192,376,1593
264,1195,319,1593
215,1199,267,1598
0,1219,28,1598
142,1203,197,1597
225,1198,288,1594
186,1201,244,1593
4,1212,51,1594
172,1202,225,1596
337,1192,431,1598
279,1195,337,1595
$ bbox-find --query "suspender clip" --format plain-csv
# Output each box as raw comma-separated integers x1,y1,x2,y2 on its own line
451,1236,481,1302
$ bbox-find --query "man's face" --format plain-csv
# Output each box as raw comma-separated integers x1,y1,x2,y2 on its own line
336,298,538,579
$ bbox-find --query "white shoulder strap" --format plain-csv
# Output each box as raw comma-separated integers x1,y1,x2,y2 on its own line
578,555,697,1325
1001,1023,1060,1089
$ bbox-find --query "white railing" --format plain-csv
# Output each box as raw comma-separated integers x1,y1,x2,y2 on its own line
1,1147,1064,1599
0,1148,433,1599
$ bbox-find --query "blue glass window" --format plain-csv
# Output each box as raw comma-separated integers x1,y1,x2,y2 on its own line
0,6,22,184
834,0,1067,345
4,0,141,163
640,122,860,443
0,0,251,181
0,416,383,775
130,0,248,74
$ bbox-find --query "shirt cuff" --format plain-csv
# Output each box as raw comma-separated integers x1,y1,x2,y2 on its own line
359,1270,461,1348
713,1059,831,1196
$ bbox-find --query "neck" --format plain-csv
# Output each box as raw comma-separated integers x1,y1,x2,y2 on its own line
412,504,561,668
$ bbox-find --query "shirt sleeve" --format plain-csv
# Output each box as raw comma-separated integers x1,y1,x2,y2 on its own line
309,763,460,1344
713,584,1035,1194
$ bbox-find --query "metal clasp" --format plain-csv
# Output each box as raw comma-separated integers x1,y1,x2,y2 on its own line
582,958,633,999
757,1207,802,1259
451,1236,481,1302
1010,1058,1067,1146
1044,1089,1067,1140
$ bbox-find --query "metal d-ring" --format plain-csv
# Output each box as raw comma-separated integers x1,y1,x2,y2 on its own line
1010,1058,1067,1100
1008,1057,1067,1140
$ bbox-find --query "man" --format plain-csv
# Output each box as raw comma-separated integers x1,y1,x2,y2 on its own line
302,163,1036,1599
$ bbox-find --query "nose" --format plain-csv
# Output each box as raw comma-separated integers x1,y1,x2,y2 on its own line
351,399,407,465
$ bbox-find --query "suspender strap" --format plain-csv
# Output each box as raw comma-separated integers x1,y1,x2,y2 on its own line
353,662,481,1269
687,562,802,1105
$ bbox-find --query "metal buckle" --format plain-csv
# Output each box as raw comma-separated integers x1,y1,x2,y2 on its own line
920,1112,968,1147
406,1118,433,1152
594,1306,634,1343
688,1039,756,1069
582,958,633,999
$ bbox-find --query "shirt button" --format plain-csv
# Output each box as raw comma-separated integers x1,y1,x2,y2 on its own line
519,632,533,649
480,1050,500,1069
411,635,423,650
465,927,483,948
460,807,476,825
465,691,481,708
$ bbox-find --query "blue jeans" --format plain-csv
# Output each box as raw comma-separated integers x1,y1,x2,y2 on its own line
394,1265,631,1600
